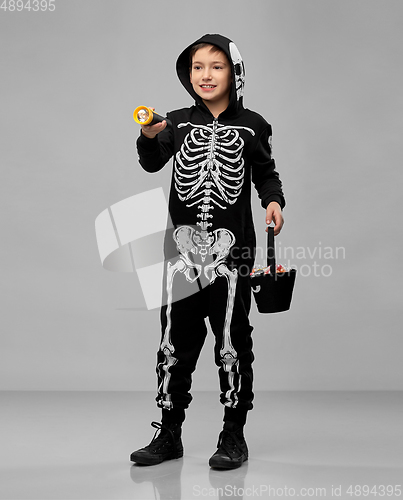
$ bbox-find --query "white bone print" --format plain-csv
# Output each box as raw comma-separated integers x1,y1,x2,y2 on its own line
174,121,254,212
157,226,202,409
159,120,255,409
174,120,254,262
160,226,241,409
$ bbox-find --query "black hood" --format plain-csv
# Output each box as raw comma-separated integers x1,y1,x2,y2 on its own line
176,34,245,117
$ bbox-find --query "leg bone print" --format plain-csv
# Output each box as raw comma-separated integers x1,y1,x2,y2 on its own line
158,226,202,409
160,225,240,408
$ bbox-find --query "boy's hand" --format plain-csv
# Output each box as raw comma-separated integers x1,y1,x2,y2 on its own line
140,107,167,139
266,201,284,236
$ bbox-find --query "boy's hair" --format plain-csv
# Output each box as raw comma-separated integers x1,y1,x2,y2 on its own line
188,43,229,68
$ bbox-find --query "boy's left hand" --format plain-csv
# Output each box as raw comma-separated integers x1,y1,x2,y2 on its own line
266,202,284,236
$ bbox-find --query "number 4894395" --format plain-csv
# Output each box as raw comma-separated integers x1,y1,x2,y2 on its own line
1,0,56,11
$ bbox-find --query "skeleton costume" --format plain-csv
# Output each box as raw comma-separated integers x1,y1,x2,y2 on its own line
137,34,285,426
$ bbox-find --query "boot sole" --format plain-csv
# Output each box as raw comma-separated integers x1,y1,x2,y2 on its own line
209,455,248,470
130,449,184,466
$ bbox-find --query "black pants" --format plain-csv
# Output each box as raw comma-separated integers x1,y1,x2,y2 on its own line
156,265,254,424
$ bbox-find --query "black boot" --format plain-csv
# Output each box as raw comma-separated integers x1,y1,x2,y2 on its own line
209,421,248,469
130,421,183,466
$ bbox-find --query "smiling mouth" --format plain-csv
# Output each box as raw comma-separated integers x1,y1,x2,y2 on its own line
200,85,216,89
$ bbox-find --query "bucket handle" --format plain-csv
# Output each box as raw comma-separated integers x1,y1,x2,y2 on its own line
267,226,277,280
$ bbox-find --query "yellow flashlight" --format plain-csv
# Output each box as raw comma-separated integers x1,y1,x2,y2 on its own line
133,106,172,127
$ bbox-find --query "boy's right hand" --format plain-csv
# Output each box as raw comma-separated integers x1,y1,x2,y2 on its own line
141,120,167,139
140,107,167,139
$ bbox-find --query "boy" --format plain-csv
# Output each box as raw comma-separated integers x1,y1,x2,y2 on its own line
130,34,285,469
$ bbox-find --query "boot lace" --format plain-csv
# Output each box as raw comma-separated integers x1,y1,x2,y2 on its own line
144,421,180,458
216,429,245,459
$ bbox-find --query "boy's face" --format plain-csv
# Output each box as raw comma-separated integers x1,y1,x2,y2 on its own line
189,46,232,110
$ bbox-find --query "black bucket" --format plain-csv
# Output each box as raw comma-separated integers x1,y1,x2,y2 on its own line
251,227,297,313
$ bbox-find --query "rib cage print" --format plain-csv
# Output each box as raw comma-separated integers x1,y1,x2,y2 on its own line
174,120,255,212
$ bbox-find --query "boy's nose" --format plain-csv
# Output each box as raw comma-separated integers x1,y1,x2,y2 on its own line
202,69,212,80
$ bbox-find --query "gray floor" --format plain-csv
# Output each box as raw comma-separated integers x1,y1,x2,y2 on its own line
1,391,402,500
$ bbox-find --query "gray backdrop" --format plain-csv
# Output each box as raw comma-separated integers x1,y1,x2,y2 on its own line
1,0,402,391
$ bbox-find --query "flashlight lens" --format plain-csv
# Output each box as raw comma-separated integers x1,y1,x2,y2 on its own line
137,109,150,123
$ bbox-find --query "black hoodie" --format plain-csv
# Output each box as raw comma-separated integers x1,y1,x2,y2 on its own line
137,34,285,264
